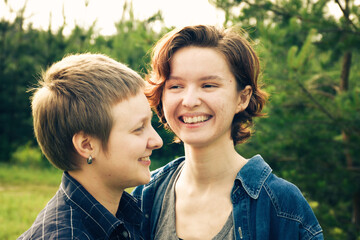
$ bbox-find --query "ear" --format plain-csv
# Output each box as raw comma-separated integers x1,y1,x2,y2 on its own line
72,131,95,159
236,85,253,113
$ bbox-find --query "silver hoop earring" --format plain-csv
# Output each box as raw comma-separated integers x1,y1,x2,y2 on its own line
87,155,93,164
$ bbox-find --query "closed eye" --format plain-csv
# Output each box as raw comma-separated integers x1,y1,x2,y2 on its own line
133,125,145,133
168,85,183,89
165,78,184,90
202,83,218,88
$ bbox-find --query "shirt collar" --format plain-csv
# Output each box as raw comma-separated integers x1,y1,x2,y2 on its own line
117,191,143,226
61,172,142,237
236,154,272,199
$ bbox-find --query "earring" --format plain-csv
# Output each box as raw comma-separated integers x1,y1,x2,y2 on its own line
87,155,93,164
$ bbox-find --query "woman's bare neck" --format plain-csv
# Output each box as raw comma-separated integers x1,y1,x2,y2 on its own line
182,141,247,188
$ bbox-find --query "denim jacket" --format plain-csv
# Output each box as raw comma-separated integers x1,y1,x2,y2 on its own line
132,155,324,240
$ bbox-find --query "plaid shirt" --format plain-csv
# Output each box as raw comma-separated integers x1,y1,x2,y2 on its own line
18,172,144,240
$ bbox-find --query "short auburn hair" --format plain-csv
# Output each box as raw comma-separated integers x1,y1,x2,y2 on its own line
31,53,144,170
146,25,268,145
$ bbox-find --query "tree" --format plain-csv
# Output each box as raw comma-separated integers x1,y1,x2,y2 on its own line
0,0,180,167
0,3,53,161
210,0,360,238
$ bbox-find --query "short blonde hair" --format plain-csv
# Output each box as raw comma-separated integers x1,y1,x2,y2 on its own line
31,53,144,170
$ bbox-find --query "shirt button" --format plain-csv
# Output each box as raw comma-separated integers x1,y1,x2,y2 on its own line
122,231,129,238
144,214,149,218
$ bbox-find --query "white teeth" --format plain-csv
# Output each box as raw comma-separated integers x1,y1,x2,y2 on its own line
139,156,150,161
183,115,209,124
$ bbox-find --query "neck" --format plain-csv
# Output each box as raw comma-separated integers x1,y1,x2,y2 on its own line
182,139,247,187
68,169,123,216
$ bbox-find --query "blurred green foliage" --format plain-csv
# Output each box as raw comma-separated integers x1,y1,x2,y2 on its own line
10,142,43,167
211,0,360,238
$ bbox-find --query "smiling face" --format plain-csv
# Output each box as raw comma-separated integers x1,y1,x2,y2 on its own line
94,92,163,189
162,46,247,148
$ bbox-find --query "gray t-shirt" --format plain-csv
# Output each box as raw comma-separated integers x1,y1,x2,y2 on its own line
154,161,234,239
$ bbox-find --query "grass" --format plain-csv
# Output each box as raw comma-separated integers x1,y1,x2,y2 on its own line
0,164,62,239
0,163,137,240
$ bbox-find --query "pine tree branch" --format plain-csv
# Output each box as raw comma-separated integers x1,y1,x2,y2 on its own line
294,77,336,121
242,0,359,34
334,0,359,31
294,76,360,134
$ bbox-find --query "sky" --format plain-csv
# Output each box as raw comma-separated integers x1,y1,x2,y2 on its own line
0,0,350,36
0,0,226,35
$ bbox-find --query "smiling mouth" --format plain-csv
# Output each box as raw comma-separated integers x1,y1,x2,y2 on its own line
181,115,212,124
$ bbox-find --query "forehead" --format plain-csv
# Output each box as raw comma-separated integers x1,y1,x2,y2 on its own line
169,46,233,79
172,46,226,63
111,93,151,125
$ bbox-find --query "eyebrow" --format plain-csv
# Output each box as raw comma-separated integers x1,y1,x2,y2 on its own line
130,111,152,131
139,111,153,123
168,75,223,81
199,75,223,81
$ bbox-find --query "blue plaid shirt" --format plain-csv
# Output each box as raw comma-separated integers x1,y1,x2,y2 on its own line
18,172,144,240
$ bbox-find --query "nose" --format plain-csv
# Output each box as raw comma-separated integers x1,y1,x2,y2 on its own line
147,126,163,150
182,87,201,108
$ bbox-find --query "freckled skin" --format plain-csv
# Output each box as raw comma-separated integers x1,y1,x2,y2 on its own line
162,46,243,148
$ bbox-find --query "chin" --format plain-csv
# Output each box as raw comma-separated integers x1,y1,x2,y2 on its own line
182,138,209,147
138,175,151,186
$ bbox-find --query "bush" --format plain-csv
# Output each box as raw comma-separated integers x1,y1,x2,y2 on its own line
10,142,48,168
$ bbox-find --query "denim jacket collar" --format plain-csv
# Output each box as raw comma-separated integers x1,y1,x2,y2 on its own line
133,154,324,240
235,154,272,199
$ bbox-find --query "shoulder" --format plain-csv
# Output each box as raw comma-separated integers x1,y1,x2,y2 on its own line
132,156,185,199
239,155,322,238
262,173,323,237
18,207,90,240
264,173,304,203
264,173,310,215
18,225,92,240
18,190,89,240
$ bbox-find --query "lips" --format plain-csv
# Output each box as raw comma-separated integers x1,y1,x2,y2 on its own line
138,156,151,166
180,115,212,124
139,156,150,161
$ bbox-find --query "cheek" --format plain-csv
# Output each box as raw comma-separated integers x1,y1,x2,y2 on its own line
162,96,175,119
108,136,140,156
215,98,237,122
